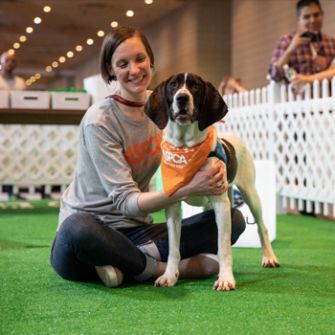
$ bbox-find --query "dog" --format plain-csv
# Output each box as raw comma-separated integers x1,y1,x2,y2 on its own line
145,73,279,291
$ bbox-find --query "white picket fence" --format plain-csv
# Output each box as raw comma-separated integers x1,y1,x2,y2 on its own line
0,79,334,217
218,79,335,217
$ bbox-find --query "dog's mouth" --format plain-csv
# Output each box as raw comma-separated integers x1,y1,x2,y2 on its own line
175,109,191,123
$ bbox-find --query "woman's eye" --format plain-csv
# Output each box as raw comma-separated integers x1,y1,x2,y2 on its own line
117,62,128,68
136,55,146,63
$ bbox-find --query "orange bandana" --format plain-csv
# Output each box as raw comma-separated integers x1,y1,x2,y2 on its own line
161,126,216,196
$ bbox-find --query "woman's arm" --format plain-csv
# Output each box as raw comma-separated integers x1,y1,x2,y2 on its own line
137,160,227,214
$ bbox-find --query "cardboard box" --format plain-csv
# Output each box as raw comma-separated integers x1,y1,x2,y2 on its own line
10,90,50,109
0,90,9,108
51,92,90,110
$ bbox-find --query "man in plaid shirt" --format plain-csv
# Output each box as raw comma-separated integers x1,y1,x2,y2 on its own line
268,0,335,83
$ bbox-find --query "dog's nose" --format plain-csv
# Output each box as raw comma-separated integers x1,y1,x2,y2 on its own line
176,94,189,106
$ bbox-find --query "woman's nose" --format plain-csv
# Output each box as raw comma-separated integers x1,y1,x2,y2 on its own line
129,62,140,74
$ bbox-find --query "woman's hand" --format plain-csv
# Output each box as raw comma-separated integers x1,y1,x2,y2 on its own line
138,160,228,214
180,159,228,198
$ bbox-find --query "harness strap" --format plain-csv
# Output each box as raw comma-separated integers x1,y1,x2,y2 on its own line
208,140,227,164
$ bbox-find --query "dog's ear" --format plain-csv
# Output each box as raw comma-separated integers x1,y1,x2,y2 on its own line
198,81,228,131
145,80,170,129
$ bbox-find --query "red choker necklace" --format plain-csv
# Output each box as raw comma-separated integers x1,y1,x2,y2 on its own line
111,94,146,107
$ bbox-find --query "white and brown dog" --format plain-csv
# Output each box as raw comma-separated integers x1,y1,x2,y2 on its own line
145,73,279,291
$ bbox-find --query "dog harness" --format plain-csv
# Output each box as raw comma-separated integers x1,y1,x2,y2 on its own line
209,138,237,184
161,125,216,196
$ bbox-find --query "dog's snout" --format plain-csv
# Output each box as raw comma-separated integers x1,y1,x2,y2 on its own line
176,94,189,106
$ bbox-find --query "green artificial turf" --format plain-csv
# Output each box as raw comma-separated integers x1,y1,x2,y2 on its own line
0,200,334,335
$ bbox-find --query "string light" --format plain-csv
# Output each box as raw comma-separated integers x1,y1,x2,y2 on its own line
66,51,74,58
126,10,134,17
75,45,83,52
9,3,156,87
34,17,42,24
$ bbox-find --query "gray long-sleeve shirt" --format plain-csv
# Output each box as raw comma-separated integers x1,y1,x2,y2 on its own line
58,96,162,230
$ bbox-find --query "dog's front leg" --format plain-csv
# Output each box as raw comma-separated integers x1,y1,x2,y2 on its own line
154,202,182,288
211,195,236,291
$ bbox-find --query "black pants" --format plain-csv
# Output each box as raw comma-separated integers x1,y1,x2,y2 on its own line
50,209,246,283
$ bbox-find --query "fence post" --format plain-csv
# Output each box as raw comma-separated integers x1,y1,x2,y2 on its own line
267,80,287,214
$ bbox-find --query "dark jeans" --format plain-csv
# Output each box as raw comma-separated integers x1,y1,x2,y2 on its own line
50,208,246,283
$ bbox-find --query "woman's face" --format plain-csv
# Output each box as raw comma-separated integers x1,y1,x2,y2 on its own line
111,36,153,98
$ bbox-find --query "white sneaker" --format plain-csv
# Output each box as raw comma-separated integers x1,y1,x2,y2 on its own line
95,265,123,288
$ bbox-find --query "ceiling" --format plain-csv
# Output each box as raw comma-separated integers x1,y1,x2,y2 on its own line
0,0,185,88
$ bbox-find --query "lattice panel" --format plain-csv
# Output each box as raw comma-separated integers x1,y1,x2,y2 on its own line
0,125,79,185
219,81,335,216
219,91,271,161
274,101,335,204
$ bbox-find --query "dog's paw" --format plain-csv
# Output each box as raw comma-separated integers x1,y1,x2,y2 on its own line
213,278,236,291
154,274,178,288
262,255,280,268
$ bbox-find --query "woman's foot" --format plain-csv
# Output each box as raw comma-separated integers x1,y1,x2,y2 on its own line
179,254,219,279
154,254,219,280
95,265,124,287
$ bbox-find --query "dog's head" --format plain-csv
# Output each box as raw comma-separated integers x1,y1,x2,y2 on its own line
145,73,228,131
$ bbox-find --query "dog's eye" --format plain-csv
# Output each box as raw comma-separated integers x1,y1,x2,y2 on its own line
191,84,200,92
168,81,178,89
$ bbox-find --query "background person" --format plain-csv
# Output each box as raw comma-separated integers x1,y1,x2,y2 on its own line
291,58,335,88
218,76,247,96
50,26,246,288
268,0,335,83
0,51,26,198
0,51,26,90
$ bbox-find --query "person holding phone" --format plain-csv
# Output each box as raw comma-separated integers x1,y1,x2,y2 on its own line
268,0,335,83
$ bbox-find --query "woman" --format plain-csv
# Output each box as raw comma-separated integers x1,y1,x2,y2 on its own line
50,26,246,287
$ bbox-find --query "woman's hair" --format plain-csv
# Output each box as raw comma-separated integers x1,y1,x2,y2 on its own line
100,26,155,84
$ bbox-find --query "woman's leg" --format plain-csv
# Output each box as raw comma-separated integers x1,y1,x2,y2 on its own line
155,208,246,261
50,212,157,283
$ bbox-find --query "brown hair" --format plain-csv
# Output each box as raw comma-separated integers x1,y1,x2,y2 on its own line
296,0,322,16
100,26,155,84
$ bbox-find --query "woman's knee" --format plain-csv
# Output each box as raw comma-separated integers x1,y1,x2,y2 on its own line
58,212,99,242
51,212,99,282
